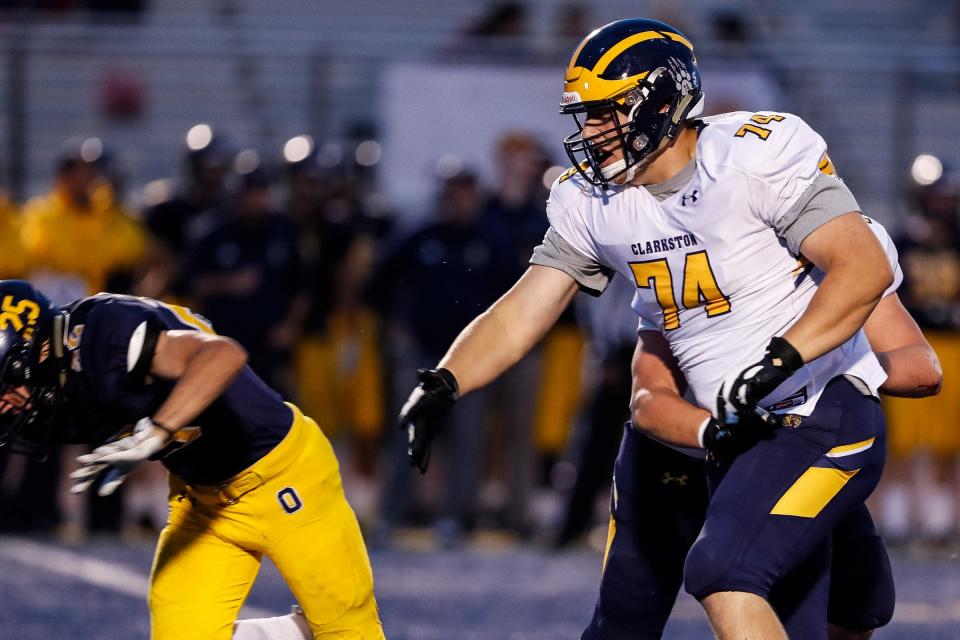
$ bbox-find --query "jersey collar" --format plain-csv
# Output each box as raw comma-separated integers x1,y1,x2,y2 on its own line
643,157,697,202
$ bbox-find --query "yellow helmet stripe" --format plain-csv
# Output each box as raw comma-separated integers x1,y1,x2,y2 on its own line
665,31,694,50
564,68,650,102
565,26,603,78
594,30,665,75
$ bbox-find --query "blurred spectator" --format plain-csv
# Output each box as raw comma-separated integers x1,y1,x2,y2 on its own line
647,2,694,40
373,170,511,546
544,2,592,60
17,138,146,539
21,138,145,304
0,187,29,278
482,132,550,269
881,164,960,543
137,125,229,300
554,275,637,547
183,158,309,391
466,1,527,38
710,9,755,58
895,171,960,328
444,1,532,61
479,132,550,534
283,139,388,519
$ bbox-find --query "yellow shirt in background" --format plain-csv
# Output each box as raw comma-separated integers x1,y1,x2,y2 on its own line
21,183,146,301
0,194,30,279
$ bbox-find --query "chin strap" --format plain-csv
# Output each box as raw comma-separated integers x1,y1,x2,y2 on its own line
51,311,68,388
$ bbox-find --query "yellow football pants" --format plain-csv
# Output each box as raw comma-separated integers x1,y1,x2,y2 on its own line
149,404,385,639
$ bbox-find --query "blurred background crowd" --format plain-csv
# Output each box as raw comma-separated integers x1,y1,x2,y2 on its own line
1,0,960,553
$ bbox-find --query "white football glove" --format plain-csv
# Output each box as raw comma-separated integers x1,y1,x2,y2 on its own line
69,460,138,496
71,418,169,496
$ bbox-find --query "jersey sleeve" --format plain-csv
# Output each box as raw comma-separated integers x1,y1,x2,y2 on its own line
79,300,165,404
863,216,903,297
745,114,860,255
529,178,615,296
529,227,613,296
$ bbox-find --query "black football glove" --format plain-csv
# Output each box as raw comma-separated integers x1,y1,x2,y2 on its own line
398,368,459,474
700,417,735,457
702,411,776,460
718,336,803,427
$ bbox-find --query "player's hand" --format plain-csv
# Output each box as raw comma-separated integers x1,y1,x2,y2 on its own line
398,368,459,474
69,461,138,496
69,461,109,494
717,337,803,426
74,417,169,494
700,413,774,459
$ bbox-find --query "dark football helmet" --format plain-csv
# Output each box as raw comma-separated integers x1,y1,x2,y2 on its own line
560,19,704,188
0,280,68,456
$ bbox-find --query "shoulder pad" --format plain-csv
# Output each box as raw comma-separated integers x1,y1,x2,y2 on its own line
700,111,827,194
700,111,826,179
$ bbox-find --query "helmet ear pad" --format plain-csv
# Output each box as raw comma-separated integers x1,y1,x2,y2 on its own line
622,67,702,165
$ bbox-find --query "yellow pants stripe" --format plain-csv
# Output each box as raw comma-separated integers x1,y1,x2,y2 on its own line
601,517,616,575
770,467,860,518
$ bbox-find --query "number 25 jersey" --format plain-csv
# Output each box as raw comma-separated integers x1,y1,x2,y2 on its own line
540,111,888,416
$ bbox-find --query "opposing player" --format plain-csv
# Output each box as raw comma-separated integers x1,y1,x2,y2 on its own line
0,281,385,640
399,18,901,638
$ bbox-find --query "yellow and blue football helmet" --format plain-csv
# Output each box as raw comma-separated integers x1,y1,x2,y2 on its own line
561,19,704,187
0,280,67,456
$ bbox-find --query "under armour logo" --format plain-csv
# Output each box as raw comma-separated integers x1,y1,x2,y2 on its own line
661,472,688,486
681,190,699,206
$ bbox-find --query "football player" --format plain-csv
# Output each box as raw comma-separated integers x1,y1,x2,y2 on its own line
0,281,385,639
584,218,939,640
399,18,923,639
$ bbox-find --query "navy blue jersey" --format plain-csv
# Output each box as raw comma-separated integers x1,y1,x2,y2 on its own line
60,293,292,485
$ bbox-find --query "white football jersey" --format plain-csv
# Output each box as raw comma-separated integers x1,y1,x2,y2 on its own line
545,111,890,416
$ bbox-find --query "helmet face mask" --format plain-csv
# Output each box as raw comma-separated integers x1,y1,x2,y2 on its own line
560,19,704,188
0,282,67,457
563,101,634,185
0,342,61,457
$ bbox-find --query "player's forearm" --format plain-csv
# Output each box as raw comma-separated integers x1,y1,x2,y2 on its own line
439,302,554,396
152,340,247,431
437,266,578,395
876,346,942,398
783,261,891,363
631,386,710,449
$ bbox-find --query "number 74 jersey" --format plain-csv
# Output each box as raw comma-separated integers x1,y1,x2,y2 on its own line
545,111,892,416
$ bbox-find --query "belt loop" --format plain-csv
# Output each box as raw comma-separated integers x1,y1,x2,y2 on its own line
216,483,239,506
215,471,264,506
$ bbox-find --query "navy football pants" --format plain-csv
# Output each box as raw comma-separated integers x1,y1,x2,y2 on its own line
582,377,892,639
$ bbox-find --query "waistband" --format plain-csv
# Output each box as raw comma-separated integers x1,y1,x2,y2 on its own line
767,374,879,429
841,374,879,400
184,403,309,506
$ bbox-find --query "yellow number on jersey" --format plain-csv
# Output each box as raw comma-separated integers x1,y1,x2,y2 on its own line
735,113,786,141
629,259,681,330
682,251,731,317
629,251,730,331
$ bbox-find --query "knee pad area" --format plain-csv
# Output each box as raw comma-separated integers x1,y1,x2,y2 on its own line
828,539,895,630
683,514,758,601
